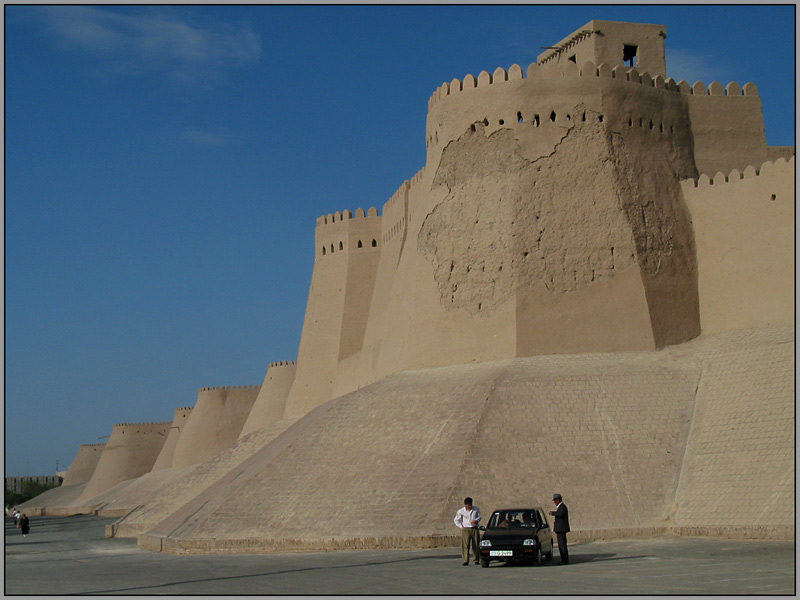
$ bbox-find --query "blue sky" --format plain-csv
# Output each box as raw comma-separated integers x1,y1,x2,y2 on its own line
5,5,795,476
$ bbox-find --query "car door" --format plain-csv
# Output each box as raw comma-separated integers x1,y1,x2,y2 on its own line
537,509,552,550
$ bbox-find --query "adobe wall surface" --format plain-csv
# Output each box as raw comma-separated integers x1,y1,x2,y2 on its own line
673,326,794,531
240,362,296,437
284,209,382,418
61,443,105,486
151,407,193,471
80,422,170,501
681,158,794,334
113,417,299,538
134,326,792,553
170,385,260,469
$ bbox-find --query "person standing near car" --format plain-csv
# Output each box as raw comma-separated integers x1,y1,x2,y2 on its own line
454,497,482,566
549,493,570,564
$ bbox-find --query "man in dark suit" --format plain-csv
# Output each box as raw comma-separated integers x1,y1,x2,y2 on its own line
548,493,570,564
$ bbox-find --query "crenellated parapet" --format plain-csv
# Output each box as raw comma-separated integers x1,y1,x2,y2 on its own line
427,57,758,153
268,360,295,368
681,156,794,191
198,385,261,392
112,421,172,429
315,206,382,259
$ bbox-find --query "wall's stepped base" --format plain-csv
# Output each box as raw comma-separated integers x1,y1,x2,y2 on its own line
132,326,792,554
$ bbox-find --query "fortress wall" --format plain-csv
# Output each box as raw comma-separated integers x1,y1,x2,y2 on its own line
339,209,383,360
61,443,105,487
113,417,299,539
151,407,193,471
284,209,382,418
170,386,260,470
673,326,794,531
438,354,700,534
681,157,794,334
139,363,503,549
686,81,767,176
239,362,296,437
80,421,171,500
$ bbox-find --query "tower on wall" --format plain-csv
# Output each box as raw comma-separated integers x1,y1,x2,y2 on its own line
283,208,382,418
538,20,667,76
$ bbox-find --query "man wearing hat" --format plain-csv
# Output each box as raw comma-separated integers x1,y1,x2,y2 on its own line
548,493,570,564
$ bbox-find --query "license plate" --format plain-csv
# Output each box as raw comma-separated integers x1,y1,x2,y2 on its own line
489,550,513,557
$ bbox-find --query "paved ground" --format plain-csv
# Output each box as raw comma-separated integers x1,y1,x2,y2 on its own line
4,515,795,595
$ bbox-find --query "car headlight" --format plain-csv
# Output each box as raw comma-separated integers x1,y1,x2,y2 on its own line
523,539,536,546
480,539,492,547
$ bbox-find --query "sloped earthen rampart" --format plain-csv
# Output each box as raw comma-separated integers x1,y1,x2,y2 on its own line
170,386,260,470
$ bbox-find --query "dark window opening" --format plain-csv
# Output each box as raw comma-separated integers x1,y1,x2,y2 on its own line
358,240,363,248
623,44,638,67
517,112,524,123
371,239,377,247
568,54,576,63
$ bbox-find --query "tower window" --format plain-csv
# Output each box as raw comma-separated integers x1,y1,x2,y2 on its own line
623,45,638,67
568,54,576,63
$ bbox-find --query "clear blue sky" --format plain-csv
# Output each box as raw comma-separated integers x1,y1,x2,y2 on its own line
5,5,795,476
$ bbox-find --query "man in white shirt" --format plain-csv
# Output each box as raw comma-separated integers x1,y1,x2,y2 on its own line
453,496,482,565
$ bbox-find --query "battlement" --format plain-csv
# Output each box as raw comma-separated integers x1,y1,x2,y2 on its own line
113,421,171,428
198,385,261,392
269,360,296,368
316,207,380,227
428,60,757,112
315,206,382,259
175,406,194,412
681,156,794,190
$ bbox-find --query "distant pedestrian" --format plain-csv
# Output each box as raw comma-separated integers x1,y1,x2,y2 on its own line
548,493,570,564
19,514,30,537
13,508,21,528
454,497,482,565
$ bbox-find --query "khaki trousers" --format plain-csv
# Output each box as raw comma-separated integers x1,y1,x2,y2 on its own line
461,527,480,563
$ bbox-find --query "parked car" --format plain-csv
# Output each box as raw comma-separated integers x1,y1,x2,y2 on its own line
478,507,554,567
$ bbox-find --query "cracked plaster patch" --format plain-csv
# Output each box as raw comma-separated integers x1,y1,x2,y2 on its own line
419,119,687,315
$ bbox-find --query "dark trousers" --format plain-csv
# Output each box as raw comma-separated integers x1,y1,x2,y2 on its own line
556,532,569,564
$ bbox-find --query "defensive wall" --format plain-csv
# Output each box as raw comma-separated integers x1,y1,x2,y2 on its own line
30,19,794,550
61,443,105,486
681,158,795,334
170,385,261,469
240,362,296,437
135,325,793,554
80,421,171,501
150,407,194,471
284,208,382,418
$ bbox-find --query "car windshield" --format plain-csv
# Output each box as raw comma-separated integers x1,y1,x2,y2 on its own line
487,510,539,529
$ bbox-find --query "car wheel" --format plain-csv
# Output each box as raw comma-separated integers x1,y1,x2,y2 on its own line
531,546,541,566
480,558,489,568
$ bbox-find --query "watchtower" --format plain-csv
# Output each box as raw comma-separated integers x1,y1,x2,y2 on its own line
538,20,666,77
